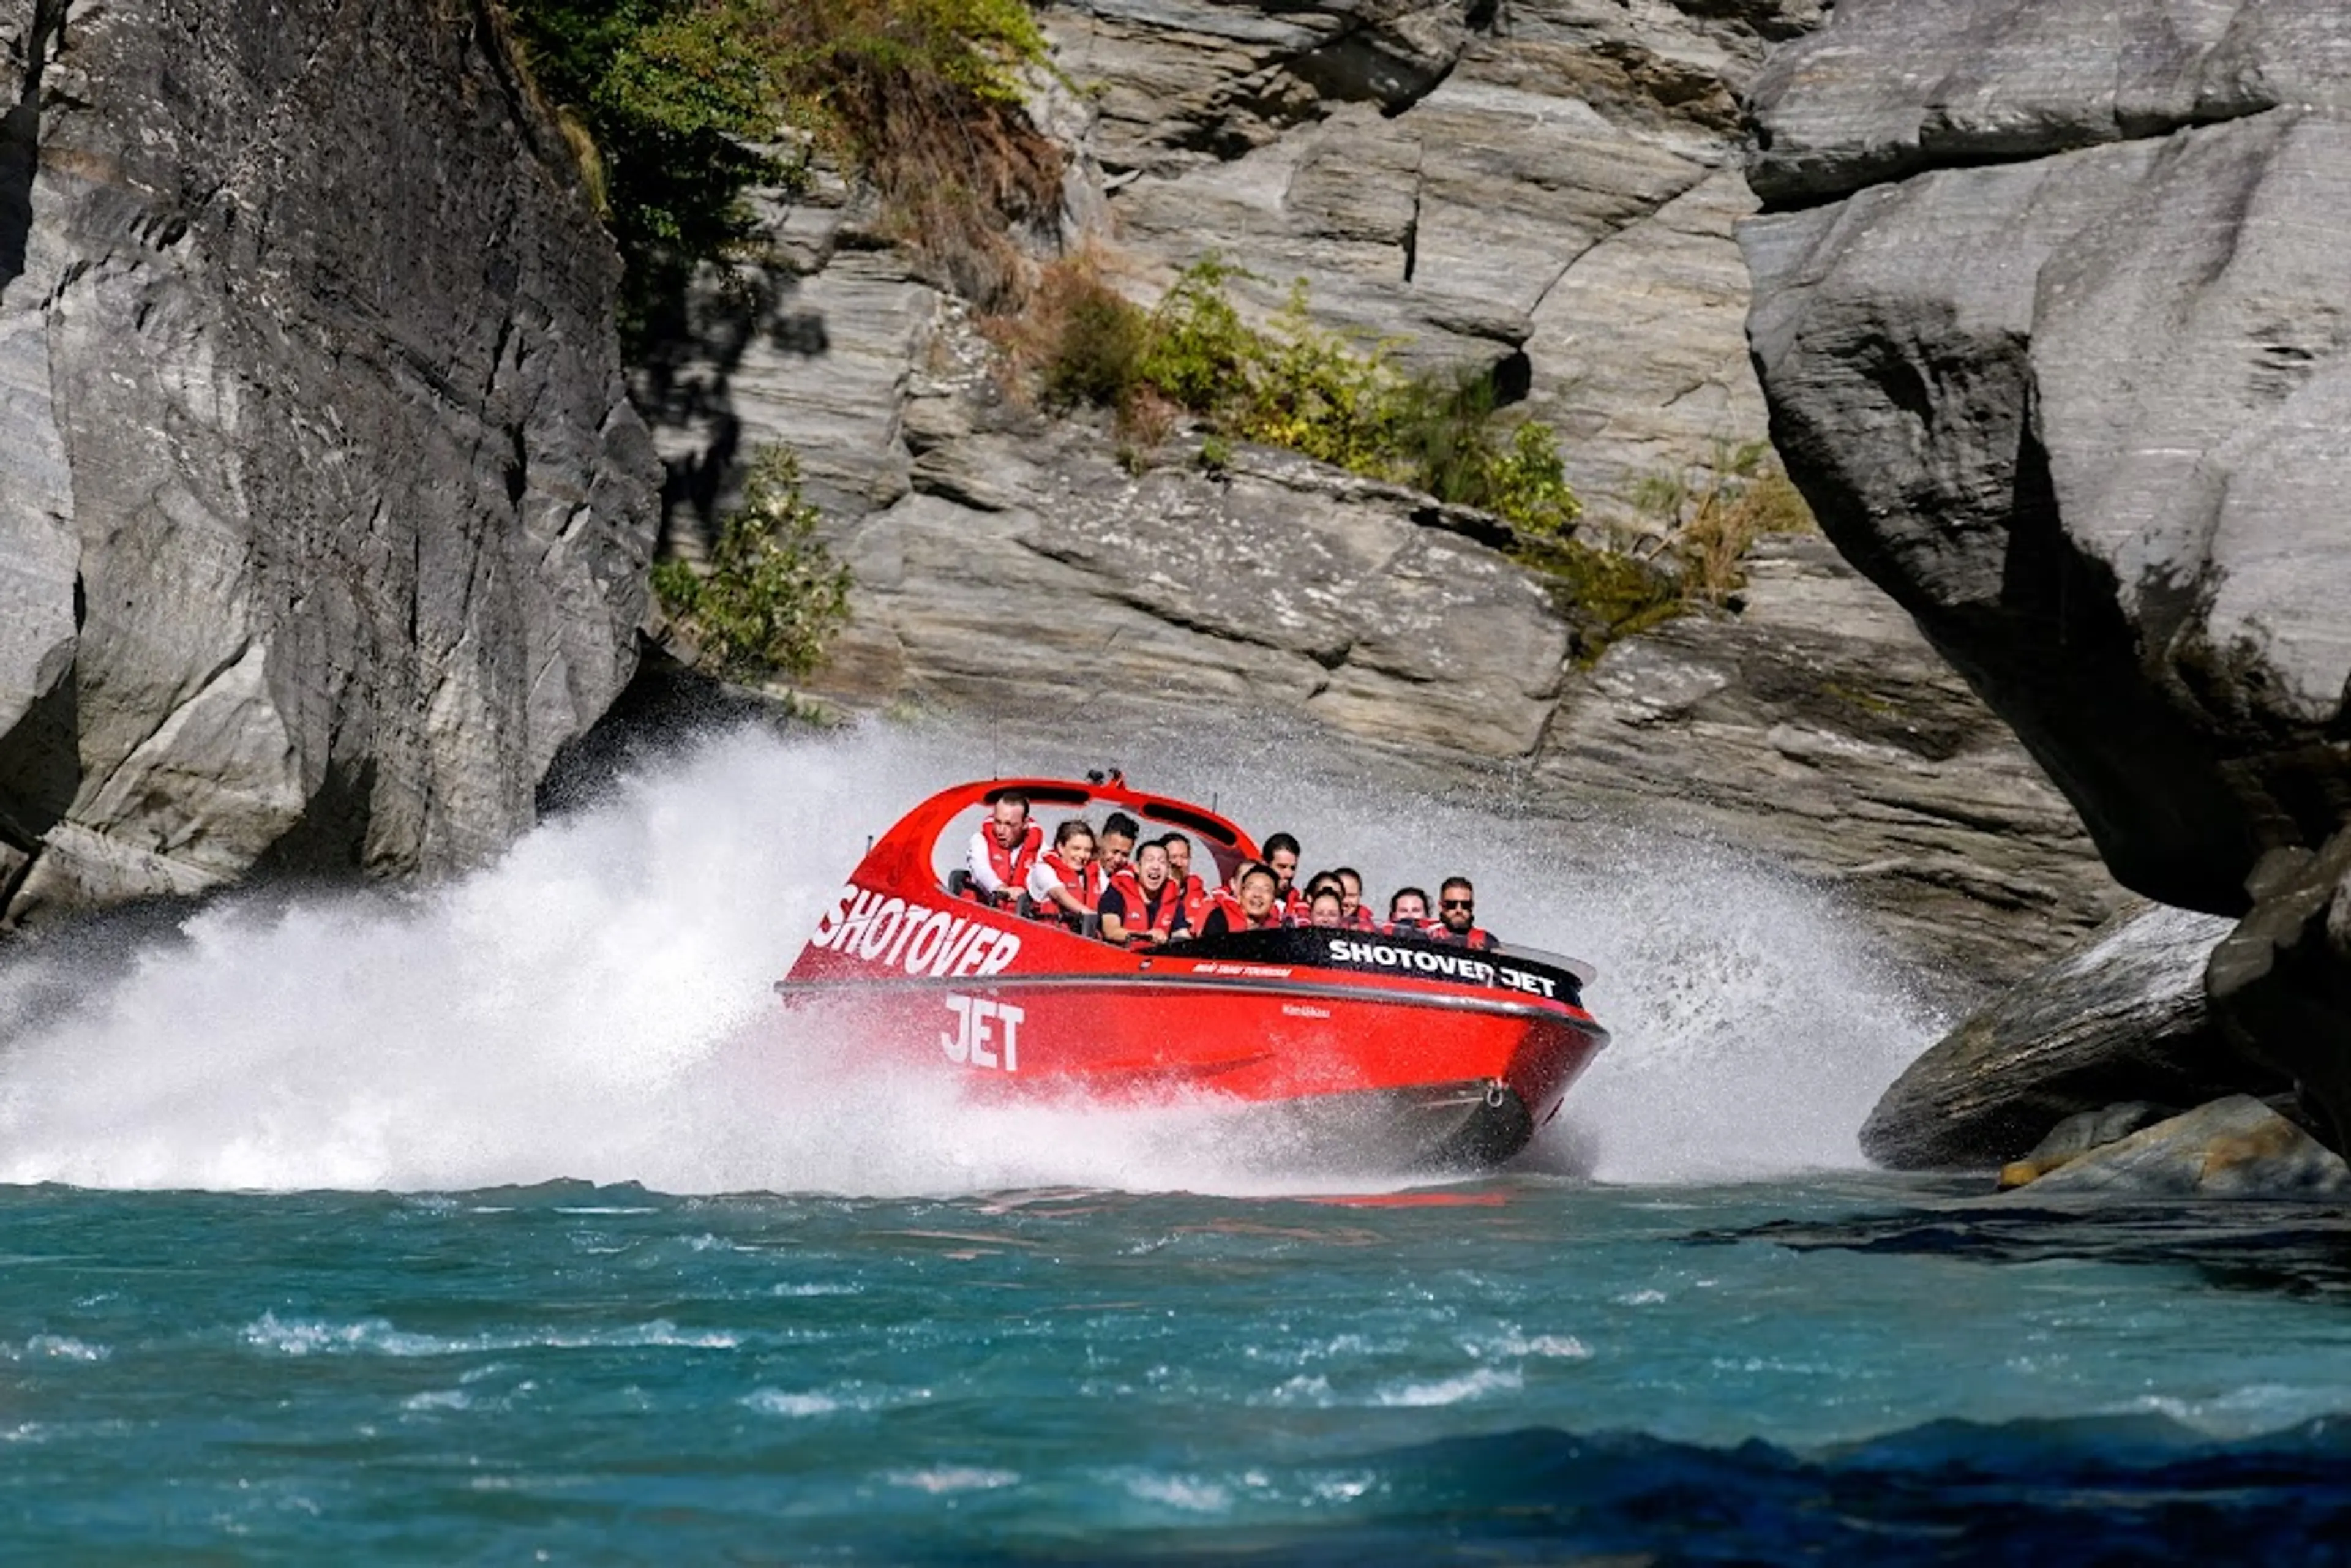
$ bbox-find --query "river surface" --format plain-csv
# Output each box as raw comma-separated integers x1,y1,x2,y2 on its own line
4,727,2349,1559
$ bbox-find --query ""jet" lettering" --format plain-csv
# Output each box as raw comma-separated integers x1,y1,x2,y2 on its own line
940,994,1024,1072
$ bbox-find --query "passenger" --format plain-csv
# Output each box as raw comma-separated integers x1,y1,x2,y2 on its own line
1307,888,1346,928
1334,867,1377,929
1261,832,1306,917
1097,811,1139,883
1203,860,1252,930
1160,834,1213,929
1387,887,1431,929
1427,877,1498,949
1026,820,1101,929
1199,863,1286,937
1100,840,1187,948
965,790,1041,906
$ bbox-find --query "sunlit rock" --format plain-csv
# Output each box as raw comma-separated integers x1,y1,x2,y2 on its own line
0,0,658,923
2002,1095,2351,1199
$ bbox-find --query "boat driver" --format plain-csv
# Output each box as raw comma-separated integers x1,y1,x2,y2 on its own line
965,790,1040,906
1027,819,1102,928
1099,839,1187,948
1427,877,1497,949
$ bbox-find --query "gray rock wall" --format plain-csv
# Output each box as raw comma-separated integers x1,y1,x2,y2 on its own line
625,0,2126,994
0,0,658,921
643,0,1823,544
1740,0,2351,1146
1743,0,2351,917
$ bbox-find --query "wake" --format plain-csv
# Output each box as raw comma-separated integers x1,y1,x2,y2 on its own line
0,722,1937,1193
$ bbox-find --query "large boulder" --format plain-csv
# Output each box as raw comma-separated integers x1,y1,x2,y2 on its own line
1861,903,2266,1169
0,0,658,922
1741,0,2351,1142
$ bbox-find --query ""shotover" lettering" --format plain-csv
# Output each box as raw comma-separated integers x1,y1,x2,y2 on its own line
808,885,1022,977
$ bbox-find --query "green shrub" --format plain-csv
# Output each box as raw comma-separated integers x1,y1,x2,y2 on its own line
1041,282,1148,409
1134,258,1260,417
651,446,852,682
1032,259,1583,536
501,0,1058,341
1633,438,1817,605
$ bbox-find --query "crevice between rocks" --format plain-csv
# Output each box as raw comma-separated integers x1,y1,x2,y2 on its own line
1750,99,2282,216
0,0,69,306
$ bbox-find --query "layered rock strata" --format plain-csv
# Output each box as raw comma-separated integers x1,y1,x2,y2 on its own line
642,0,1824,543
808,393,2121,990
635,0,2122,992
0,0,658,922
1741,0,2351,1144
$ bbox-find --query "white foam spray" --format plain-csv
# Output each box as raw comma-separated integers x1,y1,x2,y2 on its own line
0,722,1939,1194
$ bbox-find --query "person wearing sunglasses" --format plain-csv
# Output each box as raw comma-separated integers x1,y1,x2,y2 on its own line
1427,877,1496,950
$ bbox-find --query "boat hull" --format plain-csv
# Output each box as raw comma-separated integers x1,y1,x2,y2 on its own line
776,776,1611,1175
776,969,1603,1172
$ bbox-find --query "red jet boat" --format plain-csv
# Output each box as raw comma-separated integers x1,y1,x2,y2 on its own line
774,774,1610,1172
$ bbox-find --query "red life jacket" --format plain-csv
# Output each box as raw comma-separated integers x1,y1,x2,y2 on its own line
1104,869,1180,947
975,821,1042,901
1346,905,1379,931
1031,850,1100,926
1204,886,1282,934
1175,874,1212,930
1422,918,1496,950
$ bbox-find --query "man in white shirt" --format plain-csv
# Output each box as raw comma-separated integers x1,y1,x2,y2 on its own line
966,791,1039,903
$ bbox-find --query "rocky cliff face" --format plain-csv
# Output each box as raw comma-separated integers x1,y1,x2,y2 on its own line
796,353,2121,991
0,0,658,923
642,0,1825,539
1740,0,2351,1138
628,0,2129,992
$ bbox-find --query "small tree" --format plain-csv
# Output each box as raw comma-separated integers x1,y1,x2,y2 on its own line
651,446,852,682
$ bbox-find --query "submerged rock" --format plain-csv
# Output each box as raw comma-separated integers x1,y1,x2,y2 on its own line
1861,905,2268,1169
0,0,658,923
2001,1096,2351,1200
1995,1102,2173,1190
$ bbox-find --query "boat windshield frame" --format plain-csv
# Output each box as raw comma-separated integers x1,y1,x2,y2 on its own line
891,776,1262,896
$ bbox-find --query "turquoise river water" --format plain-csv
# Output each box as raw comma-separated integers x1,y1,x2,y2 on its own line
4,727,2350,1561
